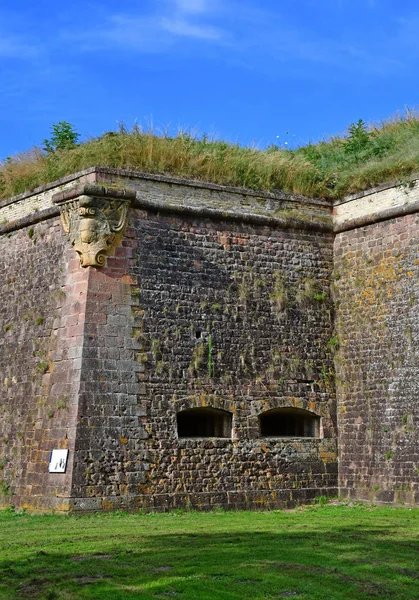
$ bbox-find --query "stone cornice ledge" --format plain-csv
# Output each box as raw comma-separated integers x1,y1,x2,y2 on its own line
334,198,419,233
52,183,136,204
0,178,333,240
94,167,330,208
1,178,334,240
54,184,333,232
0,166,330,210
0,182,332,238
333,174,419,206
0,167,98,210
132,190,333,232
0,206,60,235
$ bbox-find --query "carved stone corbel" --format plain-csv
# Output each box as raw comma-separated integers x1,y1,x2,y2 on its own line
53,185,135,267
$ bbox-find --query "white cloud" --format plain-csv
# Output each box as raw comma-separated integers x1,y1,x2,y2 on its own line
92,15,173,51
69,0,226,52
53,0,416,77
162,17,222,39
175,0,209,14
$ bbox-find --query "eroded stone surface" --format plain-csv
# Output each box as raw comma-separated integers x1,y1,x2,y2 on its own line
57,192,132,268
334,213,419,504
0,170,417,511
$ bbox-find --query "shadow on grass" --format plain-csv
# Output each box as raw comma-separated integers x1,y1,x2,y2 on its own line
0,521,418,600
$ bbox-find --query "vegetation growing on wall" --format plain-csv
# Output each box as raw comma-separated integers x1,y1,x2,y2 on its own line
1,110,419,201
43,121,80,153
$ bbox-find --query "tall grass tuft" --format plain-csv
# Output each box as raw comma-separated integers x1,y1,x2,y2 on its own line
1,110,419,200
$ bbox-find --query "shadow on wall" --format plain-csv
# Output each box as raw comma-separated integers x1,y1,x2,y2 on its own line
175,406,322,439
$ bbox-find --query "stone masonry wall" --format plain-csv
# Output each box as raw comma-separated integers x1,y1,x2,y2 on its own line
334,214,419,504
0,170,96,224
1,170,337,512
132,211,337,510
0,217,88,510
69,231,150,512
69,209,336,511
2,168,418,512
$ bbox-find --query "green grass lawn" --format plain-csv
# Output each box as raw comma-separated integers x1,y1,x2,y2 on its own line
0,504,418,600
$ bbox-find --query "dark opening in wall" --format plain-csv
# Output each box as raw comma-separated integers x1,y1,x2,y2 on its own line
177,407,232,438
259,408,320,437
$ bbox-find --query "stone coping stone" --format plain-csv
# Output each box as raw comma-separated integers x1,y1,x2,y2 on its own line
0,166,330,209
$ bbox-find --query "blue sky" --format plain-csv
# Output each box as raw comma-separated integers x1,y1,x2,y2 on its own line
1,0,419,157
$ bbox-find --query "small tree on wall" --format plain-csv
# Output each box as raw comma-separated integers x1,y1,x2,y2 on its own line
344,119,371,158
43,122,80,153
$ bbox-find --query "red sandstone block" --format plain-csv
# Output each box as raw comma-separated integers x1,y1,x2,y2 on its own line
90,268,110,282
123,239,139,248
85,312,107,325
66,324,85,338
62,335,84,348
106,257,124,268
115,246,133,258
71,282,88,296
87,293,113,305
87,280,104,293
67,303,84,316
76,312,86,326
68,270,89,284
64,315,80,328
107,269,127,279
122,274,137,285
68,259,82,271
111,293,128,305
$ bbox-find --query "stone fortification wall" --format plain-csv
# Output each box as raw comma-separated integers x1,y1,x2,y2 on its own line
334,185,419,505
2,167,417,512
333,179,419,230
0,169,337,511
0,217,84,510
0,170,97,225
72,207,337,511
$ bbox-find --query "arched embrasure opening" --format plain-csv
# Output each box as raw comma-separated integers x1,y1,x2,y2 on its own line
177,407,232,438
259,407,320,438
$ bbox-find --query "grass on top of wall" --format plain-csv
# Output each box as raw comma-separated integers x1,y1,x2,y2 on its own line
1,110,419,201
1,503,419,600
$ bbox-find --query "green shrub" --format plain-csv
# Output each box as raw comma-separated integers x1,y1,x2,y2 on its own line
43,121,80,153
344,119,372,158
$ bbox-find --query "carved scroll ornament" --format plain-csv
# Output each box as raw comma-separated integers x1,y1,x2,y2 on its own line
53,186,135,267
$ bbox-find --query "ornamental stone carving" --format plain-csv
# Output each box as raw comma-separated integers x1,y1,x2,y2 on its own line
53,185,135,267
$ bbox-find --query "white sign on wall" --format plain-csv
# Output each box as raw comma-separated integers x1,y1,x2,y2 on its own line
48,449,69,473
